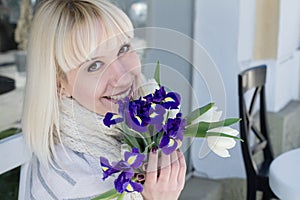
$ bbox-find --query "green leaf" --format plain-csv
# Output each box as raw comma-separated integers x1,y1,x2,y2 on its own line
92,188,119,200
126,126,149,150
116,125,141,152
143,131,152,147
184,126,242,141
206,132,243,141
184,123,207,138
184,103,214,125
184,118,241,137
155,131,164,146
154,60,161,86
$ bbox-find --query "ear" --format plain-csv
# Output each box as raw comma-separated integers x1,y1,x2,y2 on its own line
58,78,72,98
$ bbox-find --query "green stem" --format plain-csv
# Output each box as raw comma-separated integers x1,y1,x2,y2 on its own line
117,192,126,200
92,189,119,200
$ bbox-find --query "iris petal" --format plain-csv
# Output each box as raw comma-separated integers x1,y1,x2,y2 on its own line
114,173,128,193
124,181,144,193
162,92,180,109
124,148,146,168
103,112,123,127
100,157,120,180
159,135,178,155
115,172,143,194
120,98,152,132
127,155,137,165
159,113,186,155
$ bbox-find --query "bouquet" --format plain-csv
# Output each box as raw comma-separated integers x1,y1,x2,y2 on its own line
93,63,241,200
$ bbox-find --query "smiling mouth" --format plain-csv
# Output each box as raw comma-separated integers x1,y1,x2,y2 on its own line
104,85,134,101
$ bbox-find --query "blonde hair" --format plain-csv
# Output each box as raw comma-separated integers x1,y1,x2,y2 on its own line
22,0,134,166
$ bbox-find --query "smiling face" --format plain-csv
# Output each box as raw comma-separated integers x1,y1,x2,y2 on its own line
63,36,142,116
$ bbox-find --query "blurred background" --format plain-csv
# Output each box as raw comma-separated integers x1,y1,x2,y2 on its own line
0,0,300,199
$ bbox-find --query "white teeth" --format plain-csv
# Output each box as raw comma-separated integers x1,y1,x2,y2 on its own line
108,89,131,100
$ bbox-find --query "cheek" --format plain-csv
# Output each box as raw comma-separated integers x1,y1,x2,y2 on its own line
121,52,141,75
72,74,102,104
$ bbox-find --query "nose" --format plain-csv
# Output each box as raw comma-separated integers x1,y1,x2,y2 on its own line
107,59,132,87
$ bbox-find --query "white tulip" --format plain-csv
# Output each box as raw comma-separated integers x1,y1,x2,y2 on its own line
193,107,240,158
192,106,222,124
206,127,239,157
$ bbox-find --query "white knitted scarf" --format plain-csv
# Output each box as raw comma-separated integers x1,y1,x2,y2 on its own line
59,96,123,161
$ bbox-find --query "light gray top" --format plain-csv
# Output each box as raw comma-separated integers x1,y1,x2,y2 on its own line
25,144,133,200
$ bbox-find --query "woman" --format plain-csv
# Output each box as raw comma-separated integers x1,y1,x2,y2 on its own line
22,0,186,199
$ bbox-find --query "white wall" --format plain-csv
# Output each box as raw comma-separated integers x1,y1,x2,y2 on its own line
277,0,300,60
192,0,300,178
268,0,300,112
191,0,245,178
238,0,256,67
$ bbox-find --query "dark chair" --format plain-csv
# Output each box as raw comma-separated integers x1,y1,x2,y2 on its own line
0,75,15,94
238,65,278,200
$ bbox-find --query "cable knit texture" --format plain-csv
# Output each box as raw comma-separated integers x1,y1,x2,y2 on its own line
59,97,123,162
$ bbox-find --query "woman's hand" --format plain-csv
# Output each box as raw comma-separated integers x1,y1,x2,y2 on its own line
141,148,186,200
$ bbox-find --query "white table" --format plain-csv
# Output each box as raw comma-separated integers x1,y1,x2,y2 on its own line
269,148,300,200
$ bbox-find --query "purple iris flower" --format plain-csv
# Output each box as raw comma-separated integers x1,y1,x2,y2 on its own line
144,86,181,109
100,148,146,185
101,149,145,194
123,180,143,193
112,160,134,179
122,98,152,132
100,157,120,180
103,112,124,127
125,147,146,168
159,113,186,154
114,172,144,193
113,148,146,171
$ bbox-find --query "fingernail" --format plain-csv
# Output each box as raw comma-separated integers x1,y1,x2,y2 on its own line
177,140,182,148
151,146,157,153
137,173,145,181
142,163,148,171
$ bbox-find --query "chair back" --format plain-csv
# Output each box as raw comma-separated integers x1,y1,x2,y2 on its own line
238,65,274,178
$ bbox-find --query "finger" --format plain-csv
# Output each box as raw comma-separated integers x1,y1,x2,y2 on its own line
159,152,171,182
169,151,179,182
145,148,158,184
177,150,186,190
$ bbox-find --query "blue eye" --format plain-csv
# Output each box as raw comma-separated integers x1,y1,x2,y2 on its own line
118,44,131,56
87,61,103,72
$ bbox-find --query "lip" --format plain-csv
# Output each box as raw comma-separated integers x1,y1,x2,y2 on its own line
103,82,134,103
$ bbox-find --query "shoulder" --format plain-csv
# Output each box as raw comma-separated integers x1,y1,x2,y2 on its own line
26,144,114,199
